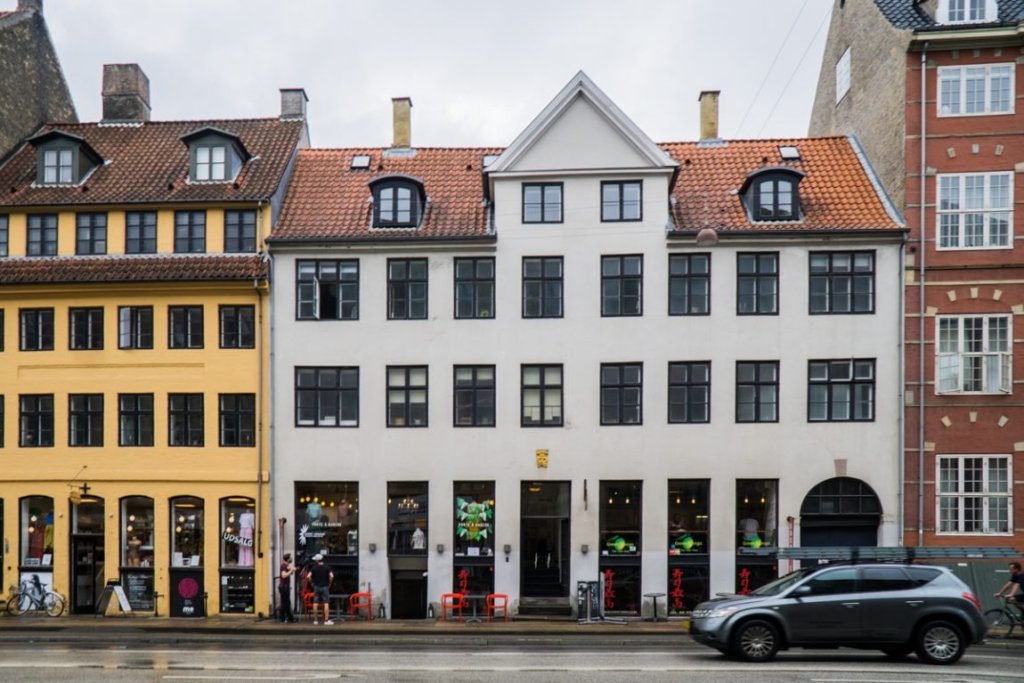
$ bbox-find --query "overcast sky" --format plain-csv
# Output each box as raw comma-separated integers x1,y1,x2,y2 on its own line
21,0,833,148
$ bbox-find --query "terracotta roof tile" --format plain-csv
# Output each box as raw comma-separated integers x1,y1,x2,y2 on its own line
0,253,267,285
0,118,304,207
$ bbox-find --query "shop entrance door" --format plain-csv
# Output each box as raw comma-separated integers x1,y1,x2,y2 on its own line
520,481,570,598
71,536,104,614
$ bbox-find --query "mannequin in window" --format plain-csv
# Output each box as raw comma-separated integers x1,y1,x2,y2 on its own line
127,536,142,567
740,518,761,548
411,526,425,552
239,510,255,566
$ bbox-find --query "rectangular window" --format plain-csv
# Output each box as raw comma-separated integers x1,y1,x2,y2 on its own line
295,367,359,427
809,251,875,313
454,365,495,427
387,366,428,427
454,258,495,319
195,145,227,181
808,359,875,422
168,306,204,349
937,315,1011,394
938,64,1013,116
69,394,103,447
835,46,852,103
601,255,643,316
174,211,206,253
26,214,58,256
125,211,157,254
224,210,257,253
937,455,1011,534
668,362,710,424
219,394,255,447
69,307,103,350
219,305,255,349
521,364,562,427
937,172,1012,249
601,181,642,222
736,480,778,594
387,258,427,320
522,256,563,318
118,394,154,447
42,148,73,184
118,306,153,349
600,363,642,425
296,259,359,320
19,394,54,447
0,214,9,257
736,361,779,423
169,393,204,446
668,254,710,315
522,183,563,223
737,253,778,315
75,213,107,255
19,308,54,351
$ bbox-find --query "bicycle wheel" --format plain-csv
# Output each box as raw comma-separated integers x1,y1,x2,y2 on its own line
6,594,30,617
984,608,1014,637
44,593,65,617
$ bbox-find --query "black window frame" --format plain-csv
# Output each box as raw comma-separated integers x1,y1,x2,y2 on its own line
387,258,428,320
668,361,711,424
19,394,54,447
168,306,204,349
168,393,204,447
118,393,154,447
808,359,876,423
26,214,58,256
296,259,360,321
224,210,257,253
68,393,104,447
809,251,876,315
75,212,107,255
69,307,104,350
386,365,428,428
294,366,360,428
118,306,153,350
453,365,495,427
454,257,495,319
219,305,255,349
373,180,422,228
219,393,256,447
124,211,157,254
19,308,54,351
521,364,563,427
737,252,779,315
522,183,563,224
601,180,643,222
174,210,206,254
601,254,643,317
735,361,779,423
668,253,711,316
522,256,563,319
752,175,799,222
600,362,643,426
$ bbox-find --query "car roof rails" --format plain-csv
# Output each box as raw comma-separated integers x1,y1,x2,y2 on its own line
739,546,1020,564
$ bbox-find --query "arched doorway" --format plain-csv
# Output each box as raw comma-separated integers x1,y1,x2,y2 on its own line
800,477,881,548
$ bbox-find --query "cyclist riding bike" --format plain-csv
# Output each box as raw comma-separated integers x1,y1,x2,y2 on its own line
994,561,1024,614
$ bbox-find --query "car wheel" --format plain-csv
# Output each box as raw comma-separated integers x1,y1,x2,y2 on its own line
880,645,913,658
731,619,780,662
914,620,965,665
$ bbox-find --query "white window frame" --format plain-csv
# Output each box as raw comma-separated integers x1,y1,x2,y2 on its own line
936,454,1012,535
935,314,1012,394
194,145,227,182
835,47,851,104
937,63,1014,117
936,172,1013,250
938,0,996,24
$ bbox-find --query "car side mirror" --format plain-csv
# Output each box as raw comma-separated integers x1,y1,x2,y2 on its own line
791,585,812,598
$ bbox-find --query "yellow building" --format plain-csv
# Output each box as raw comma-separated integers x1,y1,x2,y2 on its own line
0,64,307,617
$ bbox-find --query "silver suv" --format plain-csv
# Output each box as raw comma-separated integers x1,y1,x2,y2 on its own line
689,563,986,664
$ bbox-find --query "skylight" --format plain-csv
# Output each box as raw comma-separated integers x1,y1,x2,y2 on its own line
351,154,371,170
779,146,801,161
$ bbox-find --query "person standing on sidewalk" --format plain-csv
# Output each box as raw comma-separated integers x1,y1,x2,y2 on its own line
309,554,334,625
278,553,297,623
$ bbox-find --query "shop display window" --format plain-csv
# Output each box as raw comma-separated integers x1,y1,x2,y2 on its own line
735,480,778,551
294,482,358,561
667,563,709,615
20,496,54,567
171,496,204,567
667,480,709,555
453,481,494,557
121,496,154,567
387,482,428,556
599,481,641,556
220,497,255,568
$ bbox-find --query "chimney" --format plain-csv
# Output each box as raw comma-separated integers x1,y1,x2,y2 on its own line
102,64,151,122
280,88,308,120
698,90,720,141
17,0,42,13
392,97,412,148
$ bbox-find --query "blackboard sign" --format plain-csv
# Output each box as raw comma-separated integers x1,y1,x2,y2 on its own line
169,569,204,617
121,571,154,611
576,580,601,621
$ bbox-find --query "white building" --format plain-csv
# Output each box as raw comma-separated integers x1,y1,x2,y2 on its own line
268,73,905,619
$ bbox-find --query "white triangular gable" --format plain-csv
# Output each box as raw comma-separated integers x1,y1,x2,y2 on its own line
487,71,677,175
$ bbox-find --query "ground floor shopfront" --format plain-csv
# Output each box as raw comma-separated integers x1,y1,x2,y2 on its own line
0,481,268,618
276,475,896,619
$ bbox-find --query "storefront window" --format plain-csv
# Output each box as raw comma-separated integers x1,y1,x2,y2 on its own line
171,496,204,567
736,479,778,594
120,496,154,610
453,481,494,557
667,479,709,614
220,497,255,567
388,482,428,556
20,496,54,567
73,496,104,534
599,481,641,615
295,482,359,596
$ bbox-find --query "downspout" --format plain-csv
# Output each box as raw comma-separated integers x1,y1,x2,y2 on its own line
917,43,929,548
254,200,267,612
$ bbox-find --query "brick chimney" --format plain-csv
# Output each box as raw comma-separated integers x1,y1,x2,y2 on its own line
17,0,42,13
698,90,720,141
102,64,151,122
392,97,412,148
280,88,307,120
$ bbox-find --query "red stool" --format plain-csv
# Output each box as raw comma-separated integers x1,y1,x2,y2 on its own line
440,592,465,622
349,591,373,620
486,593,509,622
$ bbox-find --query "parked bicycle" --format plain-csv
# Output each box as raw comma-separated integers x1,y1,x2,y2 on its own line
5,576,65,617
984,596,1024,638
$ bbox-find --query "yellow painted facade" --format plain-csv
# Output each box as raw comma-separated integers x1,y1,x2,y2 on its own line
0,203,272,617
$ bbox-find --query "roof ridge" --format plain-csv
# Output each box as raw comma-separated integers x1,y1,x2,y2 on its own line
43,116,294,128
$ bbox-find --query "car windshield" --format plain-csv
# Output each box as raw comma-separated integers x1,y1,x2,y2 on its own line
749,568,815,596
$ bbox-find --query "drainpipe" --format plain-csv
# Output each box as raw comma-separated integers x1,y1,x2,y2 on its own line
255,200,267,610
917,43,929,548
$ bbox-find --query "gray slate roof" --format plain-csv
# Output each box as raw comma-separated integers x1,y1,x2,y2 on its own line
875,0,1024,29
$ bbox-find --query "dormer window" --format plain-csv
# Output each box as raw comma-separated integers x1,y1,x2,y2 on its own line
195,145,227,181
43,149,73,184
371,177,425,228
29,131,103,187
740,168,805,223
939,0,995,24
182,127,250,184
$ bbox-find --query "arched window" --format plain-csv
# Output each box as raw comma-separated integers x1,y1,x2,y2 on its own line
371,177,424,228
170,496,205,568
800,477,881,517
741,168,804,222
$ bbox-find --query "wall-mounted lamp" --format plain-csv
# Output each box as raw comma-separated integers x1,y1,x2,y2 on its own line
368,543,377,554
503,544,511,555
436,543,445,554
581,544,589,555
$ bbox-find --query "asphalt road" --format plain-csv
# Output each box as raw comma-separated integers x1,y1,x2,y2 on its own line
0,640,1022,683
